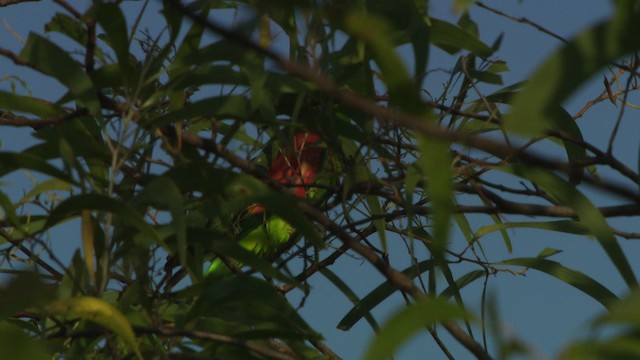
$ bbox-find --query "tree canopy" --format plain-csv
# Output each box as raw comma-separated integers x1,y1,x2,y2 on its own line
1,1,640,359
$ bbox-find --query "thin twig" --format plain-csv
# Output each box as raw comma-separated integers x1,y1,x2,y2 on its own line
0,229,63,281
475,1,568,44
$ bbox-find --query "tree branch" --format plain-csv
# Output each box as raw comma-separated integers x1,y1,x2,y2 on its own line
165,0,640,207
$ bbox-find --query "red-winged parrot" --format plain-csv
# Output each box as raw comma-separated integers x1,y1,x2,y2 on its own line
206,132,324,277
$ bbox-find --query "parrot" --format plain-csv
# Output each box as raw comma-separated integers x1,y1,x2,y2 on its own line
206,132,324,277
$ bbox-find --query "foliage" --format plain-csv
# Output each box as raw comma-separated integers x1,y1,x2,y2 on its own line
0,0,640,359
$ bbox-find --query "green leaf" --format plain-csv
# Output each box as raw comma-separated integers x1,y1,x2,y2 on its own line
430,18,493,57
133,177,187,268
19,34,101,119
0,91,65,117
148,96,250,127
503,166,637,288
417,138,453,256
189,276,317,337
439,270,486,299
339,259,439,330
167,3,210,110
0,322,49,360
454,0,474,12
322,268,379,332
47,296,142,359
18,178,72,206
537,247,563,258
366,195,387,252
47,194,160,244
93,3,131,81
0,152,73,183
473,220,590,242
342,10,421,113
363,298,467,360
0,216,50,242
365,0,431,78
595,288,640,326
166,65,248,90
548,106,588,183
499,257,618,309
0,191,20,231
0,272,56,320
507,5,640,134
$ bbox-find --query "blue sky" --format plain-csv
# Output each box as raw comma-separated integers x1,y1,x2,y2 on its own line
2,1,639,359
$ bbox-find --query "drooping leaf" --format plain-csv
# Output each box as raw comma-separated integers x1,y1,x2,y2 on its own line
503,165,637,288
47,296,142,359
93,3,132,81
322,268,379,332
499,257,618,309
0,91,65,117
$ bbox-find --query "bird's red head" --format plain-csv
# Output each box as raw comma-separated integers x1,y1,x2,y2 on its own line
249,132,324,214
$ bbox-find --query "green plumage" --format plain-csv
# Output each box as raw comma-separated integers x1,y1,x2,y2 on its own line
205,215,295,277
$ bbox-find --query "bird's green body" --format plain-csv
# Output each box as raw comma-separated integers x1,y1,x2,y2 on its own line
206,215,295,276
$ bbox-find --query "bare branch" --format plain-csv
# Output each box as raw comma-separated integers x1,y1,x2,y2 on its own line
0,0,39,7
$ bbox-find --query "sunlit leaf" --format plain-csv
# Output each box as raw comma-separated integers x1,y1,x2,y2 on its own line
47,296,142,359
81,210,96,285
18,178,72,205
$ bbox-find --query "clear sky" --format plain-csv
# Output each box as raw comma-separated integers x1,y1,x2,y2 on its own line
1,1,638,359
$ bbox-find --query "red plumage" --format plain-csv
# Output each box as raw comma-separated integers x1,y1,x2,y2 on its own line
249,132,323,214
